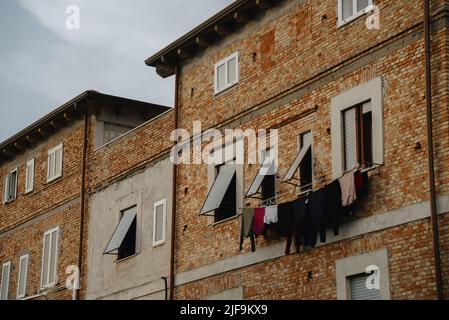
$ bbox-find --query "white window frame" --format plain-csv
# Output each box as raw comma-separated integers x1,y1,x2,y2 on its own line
152,199,167,247
47,143,63,183
25,159,35,194
40,227,60,289
336,249,390,300
214,52,240,95
0,261,11,300
16,254,29,299
331,77,383,179
338,0,374,27
3,168,18,204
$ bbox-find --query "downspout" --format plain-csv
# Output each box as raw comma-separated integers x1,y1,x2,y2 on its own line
75,106,89,300
170,65,180,300
423,0,444,300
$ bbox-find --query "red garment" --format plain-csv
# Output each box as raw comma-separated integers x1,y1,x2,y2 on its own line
253,208,265,236
354,170,364,190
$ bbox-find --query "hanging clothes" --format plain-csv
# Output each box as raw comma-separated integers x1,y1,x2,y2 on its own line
253,207,266,237
302,189,325,248
264,205,278,224
355,170,369,197
239,208,256,252
320,180,343,243
287,196,308,254
339,169,357,207
277,202,293,237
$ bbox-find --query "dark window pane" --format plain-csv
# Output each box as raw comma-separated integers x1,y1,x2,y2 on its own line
300,148,312,192
118,216,136,260
215,174,237,223
362,112,373,165
261,175,276,201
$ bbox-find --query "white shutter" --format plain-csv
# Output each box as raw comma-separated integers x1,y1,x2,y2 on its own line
47,151,54,181
343,108,358,171
55,147,63,178
3,175,9,203
17,254,29,299
25,159,34,193
41,227,59,288
12,170,18,200
0,262,11,300
153,199,167,247
302,131,313,147
349,274,382,300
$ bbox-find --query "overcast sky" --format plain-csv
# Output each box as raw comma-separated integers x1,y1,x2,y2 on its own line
0,0,234,142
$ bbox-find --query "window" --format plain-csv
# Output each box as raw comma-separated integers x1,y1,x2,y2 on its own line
17,254,29,299
214,164,237,223
299,132,313,192
25,159,35,194
282,133,313,192
260,149,276,202
200,163,237,223
214,52,239,95
336,248,390,300
348,273,381,300
246,149,277,201
3,168,18,204
47,143,63,182
343,101,373,171
0,261,11,300
338,0,373,26
153,199,167,247
104,207,137,261
330,77,383,179
41,227,59,288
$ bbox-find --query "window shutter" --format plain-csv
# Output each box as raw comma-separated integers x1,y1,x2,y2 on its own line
49,229,58,284
47,152,53,181
41,232,51,287
54,147,62,178
153,200,167,246
17,255,29,299
12,170,18,200
349,274,382,300
0,262,11,300
26,160,34,193
343,108,358,171
3,176,9,203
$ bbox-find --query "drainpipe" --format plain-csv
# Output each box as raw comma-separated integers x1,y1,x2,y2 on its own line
423,0,444,300
75,105,89,300
170,65,180,300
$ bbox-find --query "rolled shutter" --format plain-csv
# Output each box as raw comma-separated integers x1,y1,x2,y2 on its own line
349,274,381,300
343,108,357,171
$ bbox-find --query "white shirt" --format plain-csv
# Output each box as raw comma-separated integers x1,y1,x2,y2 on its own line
264,205,278,224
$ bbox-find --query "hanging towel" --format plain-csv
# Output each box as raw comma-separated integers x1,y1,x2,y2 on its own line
253,207,265,236
339,169,357,207
286,197,308,254
264,205,278,224
355,170,369,197
240,208,256,252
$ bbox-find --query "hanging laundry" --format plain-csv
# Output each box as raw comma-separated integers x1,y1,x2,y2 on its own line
277,202,293,237
355,170,369,198
253,207,265,237
239,208,256,252
320,180,343,243
302,189,325,248
339,169,357,207
287,196,308,254
264,205,278,224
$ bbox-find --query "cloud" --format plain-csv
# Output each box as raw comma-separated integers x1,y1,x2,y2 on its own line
0,0,234,141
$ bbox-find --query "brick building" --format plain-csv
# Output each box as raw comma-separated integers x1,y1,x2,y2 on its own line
145,0,449,299
1,0,448,301
0,91,169,300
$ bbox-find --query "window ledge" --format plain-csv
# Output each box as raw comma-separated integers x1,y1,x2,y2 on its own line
212,214,239,227
116,253,138,263
338,9,370,28
214,82,239,97
46,175,63,186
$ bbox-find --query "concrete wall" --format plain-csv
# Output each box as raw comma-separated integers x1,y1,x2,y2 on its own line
86,156,172,300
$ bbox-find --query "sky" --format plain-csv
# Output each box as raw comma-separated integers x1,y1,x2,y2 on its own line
0,0,234,142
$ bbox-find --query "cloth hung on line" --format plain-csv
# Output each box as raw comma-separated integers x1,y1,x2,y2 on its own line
320,180,343,243
264,205,278,224
339,169,357,207
286,197,308,255
355,170,369,198
277,202,293,237
240,208,256,252
253,207,266,237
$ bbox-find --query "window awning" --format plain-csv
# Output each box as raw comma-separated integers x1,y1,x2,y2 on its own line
199,166,236,215
245,156,276,198
104,210,137,255
282,142,312,182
